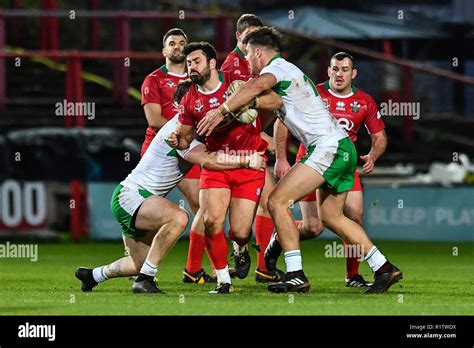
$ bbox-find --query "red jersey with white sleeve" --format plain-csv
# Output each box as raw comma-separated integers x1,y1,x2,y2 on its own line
178,70,267,202
220,46,250,76
296,81,384,197
140,65,188,156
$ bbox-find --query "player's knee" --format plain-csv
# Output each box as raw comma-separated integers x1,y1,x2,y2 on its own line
267,192,286,216
174,210,189,233
257,196,270,216
349,211,363,226
203,210,225,233
230,228,252,245
303,219,324,238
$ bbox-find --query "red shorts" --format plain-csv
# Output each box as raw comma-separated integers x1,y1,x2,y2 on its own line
200,168,265,202
296,144,362,202
184,164,201,179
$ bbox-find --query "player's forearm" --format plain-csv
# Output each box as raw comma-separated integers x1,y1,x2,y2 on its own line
220,79,264,116
368,133,388,162
274,119,289,160
196,152,255,170
146,114,168,129
256,90,283,111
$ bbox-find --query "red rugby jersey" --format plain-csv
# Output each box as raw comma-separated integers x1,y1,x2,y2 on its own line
178,70,266,153
316,80,385,142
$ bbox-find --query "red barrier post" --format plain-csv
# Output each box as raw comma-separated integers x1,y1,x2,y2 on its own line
65,55,84,127
0,14,5,111
10,0,21,43
70,179,88,241
89,0,99,50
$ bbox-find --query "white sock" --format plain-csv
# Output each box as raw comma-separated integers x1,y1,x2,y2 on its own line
215,266,231,284
232,241,247,255
92,266,108,283
140,259,158,277
284,250,302,272
365,246,387,272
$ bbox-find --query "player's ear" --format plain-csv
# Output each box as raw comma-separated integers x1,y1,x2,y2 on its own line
236,31,241,43
327,67,331,77
209,58,217,70
352,68,358,79
162,47,167,57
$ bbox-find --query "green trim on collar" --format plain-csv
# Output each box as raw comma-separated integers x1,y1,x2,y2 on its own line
234,46,246,58
265,54,282,67
160,65,168,73
218,70,224,82
324,79,357,94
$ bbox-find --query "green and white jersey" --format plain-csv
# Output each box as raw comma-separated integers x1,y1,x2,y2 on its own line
121,115,200,197
260,55,348,149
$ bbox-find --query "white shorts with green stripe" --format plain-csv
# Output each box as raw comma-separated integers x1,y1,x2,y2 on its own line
300,137,357,193
110,184,153,238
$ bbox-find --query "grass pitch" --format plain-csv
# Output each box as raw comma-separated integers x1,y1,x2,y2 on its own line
0,239,472,315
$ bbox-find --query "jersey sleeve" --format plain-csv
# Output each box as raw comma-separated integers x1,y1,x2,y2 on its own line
141,75,161,106
220,55,235,73
177,94,195,127
260,61,286,83
177,138,203,159
364,96,385,134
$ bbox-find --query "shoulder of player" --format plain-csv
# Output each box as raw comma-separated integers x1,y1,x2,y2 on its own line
354,87,377,105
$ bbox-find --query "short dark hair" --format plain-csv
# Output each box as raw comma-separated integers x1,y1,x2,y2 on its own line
162,28,188,47
183,41,217,62
236,13,263,33
330,52,355,68
242,26,282,52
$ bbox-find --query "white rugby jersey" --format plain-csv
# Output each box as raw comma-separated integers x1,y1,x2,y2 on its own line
260,55,348,148
121,114,200,196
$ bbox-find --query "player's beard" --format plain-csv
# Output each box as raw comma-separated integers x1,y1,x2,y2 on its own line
168,51,185,64
190,65,211,85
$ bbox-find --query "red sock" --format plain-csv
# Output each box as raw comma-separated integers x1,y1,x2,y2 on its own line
205,231,229,270
345,241,360,277
185,230,206,274
255,215,274,272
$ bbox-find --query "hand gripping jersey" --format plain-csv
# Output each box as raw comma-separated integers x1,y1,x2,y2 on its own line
260,55,348,149
121,115,200,197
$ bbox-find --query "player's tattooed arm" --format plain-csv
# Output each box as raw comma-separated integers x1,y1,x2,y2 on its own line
168,122,194,150
360,130,387,173
144,103,168,130
273,119,292,179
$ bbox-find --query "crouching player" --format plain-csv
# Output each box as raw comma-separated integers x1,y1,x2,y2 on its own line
74,115,266,294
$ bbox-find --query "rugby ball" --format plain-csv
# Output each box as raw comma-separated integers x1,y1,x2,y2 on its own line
226,80,258,124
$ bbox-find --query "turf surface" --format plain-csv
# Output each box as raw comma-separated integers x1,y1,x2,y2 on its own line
0,239,472,315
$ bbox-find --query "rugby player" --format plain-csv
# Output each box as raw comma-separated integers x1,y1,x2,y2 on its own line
168,41,283,294
220,13,283,282
75,114,266,294
269,52,387,287
200,27,402,294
